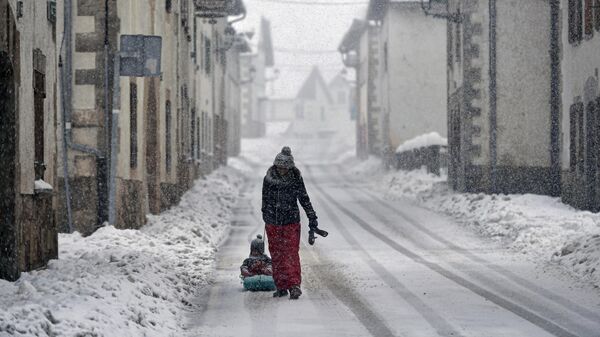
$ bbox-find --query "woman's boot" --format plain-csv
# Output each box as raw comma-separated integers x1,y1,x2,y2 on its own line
273,289,288,298
289,286,302,300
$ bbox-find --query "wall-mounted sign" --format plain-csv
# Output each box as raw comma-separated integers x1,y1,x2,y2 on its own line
196,0,228,18
120,35,162,77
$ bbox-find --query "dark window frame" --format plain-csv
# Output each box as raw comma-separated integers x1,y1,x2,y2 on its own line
578,102,585,174
570,104,577,171
204,37,212,75
165,100,172,172
383,42,388,73
455,21,462,64
33,49,46,180
585,0,594,36
191,108,196,159
569,0,583,44
595,0,600,31
130,82,138,169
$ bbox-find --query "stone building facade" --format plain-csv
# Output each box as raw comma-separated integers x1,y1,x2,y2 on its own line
446,0,558,195
559,0,600,210
0,0,59,281
58,0,246,233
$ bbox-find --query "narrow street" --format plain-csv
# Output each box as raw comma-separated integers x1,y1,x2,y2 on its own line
186,149,600,337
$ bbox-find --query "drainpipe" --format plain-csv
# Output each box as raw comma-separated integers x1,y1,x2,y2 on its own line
108,56,120,226
489,0,498,193
60,0,74,233
61,0,106,233
549,0,562,197
99,0,111,225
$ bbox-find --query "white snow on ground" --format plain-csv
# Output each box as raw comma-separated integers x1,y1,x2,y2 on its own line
0,168,243,337
348,157,600,289
395,132,447,153
265,121,291,137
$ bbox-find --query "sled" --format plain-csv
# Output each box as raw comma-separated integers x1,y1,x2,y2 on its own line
242,275,276,291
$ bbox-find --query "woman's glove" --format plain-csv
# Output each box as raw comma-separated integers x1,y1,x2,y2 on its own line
309,218,318,229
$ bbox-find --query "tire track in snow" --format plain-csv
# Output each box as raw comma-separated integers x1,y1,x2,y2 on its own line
300,242,399,337
354,197,600,336
306,165,580,337
313,193,466,337
336,165,600,325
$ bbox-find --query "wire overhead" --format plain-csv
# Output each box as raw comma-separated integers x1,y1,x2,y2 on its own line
253,0,368,6
275,47,339,54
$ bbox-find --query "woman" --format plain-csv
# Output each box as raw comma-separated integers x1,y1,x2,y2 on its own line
262,146,319,300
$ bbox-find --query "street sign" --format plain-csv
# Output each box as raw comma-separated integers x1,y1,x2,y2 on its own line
120,35,162,77
196,0,228,18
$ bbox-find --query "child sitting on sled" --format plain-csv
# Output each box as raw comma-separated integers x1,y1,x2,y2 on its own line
240,235,276,291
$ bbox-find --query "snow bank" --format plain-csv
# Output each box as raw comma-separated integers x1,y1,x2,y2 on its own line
354,164,600,288
0,167,243,337
395,132,447,153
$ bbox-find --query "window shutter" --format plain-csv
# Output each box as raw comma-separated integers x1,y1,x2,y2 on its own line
585,0,594,36
595,0,600,31
570,104,578,171
569,0,583,43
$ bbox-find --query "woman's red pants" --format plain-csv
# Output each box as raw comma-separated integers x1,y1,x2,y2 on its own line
266,223,301,290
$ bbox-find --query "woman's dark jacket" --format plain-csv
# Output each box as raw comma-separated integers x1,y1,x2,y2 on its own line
262,166,317,225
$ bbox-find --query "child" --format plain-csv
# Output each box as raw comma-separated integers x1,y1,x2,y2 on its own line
240,235,276,291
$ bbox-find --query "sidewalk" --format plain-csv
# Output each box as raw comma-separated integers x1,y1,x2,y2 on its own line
348,157,600,290
0,168,244,337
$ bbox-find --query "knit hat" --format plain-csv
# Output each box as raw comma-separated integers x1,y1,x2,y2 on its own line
250,234,265,254
273,146,295,169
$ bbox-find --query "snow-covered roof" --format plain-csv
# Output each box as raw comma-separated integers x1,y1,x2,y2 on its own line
396,132,447,153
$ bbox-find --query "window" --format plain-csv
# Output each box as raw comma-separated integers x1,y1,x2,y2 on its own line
204,37,211,75
191,108,196,159
570,103,584,171
165,100,172,172
166,0,172,13
383,42,388,73
448,24,454,68
595,0,600,31
585,0,594,36
130,82,138,168
33,50,46,180
578,102,585,174
193,18,198,64
455,22,462,64
569,0,583,43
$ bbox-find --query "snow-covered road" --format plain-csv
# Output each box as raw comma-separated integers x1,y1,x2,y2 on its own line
186,158,600,337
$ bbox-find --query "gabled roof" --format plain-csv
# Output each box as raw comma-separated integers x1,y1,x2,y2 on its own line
296,67,333,104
